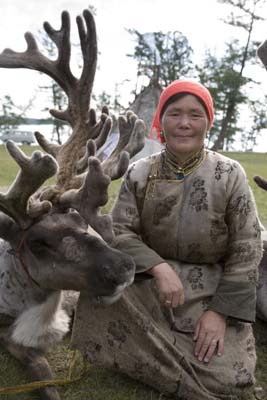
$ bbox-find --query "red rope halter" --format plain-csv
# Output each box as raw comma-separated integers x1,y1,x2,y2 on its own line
17,232,40,287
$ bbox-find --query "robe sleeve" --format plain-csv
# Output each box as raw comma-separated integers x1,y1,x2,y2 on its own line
208,163,262,322
111,168,165,274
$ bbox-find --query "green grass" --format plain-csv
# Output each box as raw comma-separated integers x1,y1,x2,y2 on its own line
0,144,36,187
221,151,267,228
0,146,266,223
0,145,267,399
0,337,162,399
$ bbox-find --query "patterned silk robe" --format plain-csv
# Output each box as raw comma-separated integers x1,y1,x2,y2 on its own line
73,149,263,400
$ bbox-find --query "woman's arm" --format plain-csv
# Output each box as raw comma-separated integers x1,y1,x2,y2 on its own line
112,164,165,273
193,162,262,363
148,262,184,308
111,163,184,305
207,163,262,322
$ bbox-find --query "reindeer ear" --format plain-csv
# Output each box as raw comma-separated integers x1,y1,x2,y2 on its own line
254,175,267,191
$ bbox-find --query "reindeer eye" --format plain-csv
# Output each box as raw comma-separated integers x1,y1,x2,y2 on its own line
29,239,50,253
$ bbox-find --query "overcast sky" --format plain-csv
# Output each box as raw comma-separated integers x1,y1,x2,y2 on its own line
0,0,267,150
0,0,228,107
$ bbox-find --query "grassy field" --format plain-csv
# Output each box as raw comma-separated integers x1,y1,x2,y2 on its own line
0,145,267,399
0,146,266,223
221,151,267,228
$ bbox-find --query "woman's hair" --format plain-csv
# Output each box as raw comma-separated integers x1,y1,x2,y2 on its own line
159,92,209,122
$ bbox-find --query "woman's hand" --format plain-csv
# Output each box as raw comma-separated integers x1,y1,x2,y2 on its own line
148,262,184,308
194,310,226,363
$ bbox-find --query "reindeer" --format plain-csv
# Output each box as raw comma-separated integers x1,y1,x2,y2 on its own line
254,170,267,323
0,9,145,400
254,171,267,322
252,39,267,323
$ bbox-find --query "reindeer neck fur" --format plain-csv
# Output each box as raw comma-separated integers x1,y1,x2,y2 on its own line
0,239,69,349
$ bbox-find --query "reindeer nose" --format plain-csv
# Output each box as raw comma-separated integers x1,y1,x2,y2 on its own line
102,252,135,289
121,253,136,275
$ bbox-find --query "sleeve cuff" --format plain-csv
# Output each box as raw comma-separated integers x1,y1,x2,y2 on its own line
113,234,165,273
208,280,256,322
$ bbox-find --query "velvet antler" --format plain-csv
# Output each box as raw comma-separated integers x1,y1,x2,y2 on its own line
0,142,57,229
0,9,145,241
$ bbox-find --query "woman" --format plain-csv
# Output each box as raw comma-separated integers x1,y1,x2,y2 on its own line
74,80,262,399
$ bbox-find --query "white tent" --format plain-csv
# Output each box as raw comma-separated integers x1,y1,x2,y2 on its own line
97,78,164,162
97,132,163,162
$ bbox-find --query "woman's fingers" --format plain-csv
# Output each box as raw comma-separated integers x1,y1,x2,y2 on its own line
194,333,206,357
194,322,200,341
171,293,180,308
164,298,173,307
151,263,184,308
159,292,171,306
201,338,217,363
217,337,224,357
194,311,226,363
164,287,184,308
178,290,185,305
195,335,218,362
160,293,179,308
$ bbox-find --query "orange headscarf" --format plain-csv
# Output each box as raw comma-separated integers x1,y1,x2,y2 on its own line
150,79,214,143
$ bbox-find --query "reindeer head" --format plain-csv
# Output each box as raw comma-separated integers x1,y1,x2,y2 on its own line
0,10,145,303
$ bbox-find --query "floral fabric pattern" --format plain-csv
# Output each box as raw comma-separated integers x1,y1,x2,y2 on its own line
214,160,237,180
73,149,262,400
153,195,178,225
188,266,204,291
188,178,208,212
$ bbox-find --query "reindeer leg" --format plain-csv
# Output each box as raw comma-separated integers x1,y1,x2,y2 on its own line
1,338,60,400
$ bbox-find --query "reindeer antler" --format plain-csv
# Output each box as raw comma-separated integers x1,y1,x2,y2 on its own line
0,10,98,187
58,153,114,242
102,111,145,179
254,175,267,191
0,142,57,229
0,9,145,241
0,10,96,126
54,111,145,242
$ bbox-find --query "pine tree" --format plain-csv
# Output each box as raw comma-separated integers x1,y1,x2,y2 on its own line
205,0,265,151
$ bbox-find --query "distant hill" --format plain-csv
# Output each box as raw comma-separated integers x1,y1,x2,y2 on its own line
21,117,67,125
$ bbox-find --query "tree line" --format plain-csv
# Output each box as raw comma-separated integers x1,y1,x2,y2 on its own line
126,0,267,151
0,0,267,151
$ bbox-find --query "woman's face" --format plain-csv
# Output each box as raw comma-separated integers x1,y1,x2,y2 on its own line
161,94,209,161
